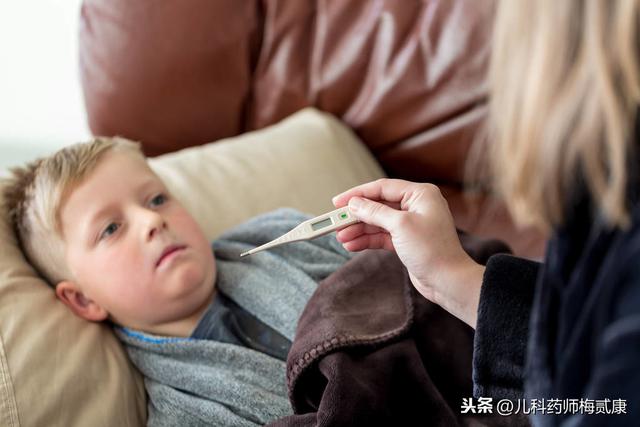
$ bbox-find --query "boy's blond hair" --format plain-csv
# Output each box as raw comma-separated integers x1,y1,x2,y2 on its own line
2,137,144,285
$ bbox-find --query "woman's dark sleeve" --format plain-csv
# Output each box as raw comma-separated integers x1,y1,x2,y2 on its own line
472,253,541,400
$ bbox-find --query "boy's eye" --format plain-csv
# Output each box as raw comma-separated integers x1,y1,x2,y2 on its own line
150,194,167,207
100,222,119,240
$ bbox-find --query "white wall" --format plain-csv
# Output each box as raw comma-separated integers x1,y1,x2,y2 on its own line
0,0,90,175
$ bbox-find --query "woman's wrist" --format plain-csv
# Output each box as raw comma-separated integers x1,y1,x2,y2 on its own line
433,258,485,329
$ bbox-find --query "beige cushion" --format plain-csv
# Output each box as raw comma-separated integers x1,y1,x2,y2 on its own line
0,108,385,426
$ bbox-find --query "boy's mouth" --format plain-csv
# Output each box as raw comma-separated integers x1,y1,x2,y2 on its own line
156,244,187,267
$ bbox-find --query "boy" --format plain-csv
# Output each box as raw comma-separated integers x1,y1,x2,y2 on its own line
3,137,352,426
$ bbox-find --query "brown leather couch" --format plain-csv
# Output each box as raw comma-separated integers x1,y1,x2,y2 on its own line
79,0,545,259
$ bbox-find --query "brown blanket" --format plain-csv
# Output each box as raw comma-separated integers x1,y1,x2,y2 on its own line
269,234,528,426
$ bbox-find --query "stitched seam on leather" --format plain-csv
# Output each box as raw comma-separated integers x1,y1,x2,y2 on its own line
0,332,20,427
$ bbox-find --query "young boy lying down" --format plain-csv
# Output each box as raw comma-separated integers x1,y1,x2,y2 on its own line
3,138,353,426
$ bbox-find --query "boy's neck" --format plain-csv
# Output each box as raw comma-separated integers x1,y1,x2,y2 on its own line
132,287,217,338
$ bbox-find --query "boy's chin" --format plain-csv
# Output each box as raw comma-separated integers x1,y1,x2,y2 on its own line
161,265,216,308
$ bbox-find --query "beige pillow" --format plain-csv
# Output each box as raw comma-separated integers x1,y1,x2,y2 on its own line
0,108,385,426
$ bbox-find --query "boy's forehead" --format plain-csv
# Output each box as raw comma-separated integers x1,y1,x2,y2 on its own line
60,151,162,232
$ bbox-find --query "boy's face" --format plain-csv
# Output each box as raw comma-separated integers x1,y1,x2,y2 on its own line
59,150,216,334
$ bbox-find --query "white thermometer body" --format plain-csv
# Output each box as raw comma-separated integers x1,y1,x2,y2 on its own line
240,206,359,257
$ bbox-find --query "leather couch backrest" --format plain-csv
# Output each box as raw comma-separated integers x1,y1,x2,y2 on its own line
80,0,494,185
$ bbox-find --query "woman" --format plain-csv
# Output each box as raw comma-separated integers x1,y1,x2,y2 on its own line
333,1,639,425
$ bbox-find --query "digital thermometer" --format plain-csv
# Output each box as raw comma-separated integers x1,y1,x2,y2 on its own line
240,206,359,257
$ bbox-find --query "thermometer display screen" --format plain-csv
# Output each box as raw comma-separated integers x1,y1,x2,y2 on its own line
311,217,333,231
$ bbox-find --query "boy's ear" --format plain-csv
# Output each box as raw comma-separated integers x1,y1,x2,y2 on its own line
55,281,109,322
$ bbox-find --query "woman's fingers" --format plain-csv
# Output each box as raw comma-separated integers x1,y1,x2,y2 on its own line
345,197,405,233
342,232,394,252
332,178,419,208
335,223,384,242
336,222,393,253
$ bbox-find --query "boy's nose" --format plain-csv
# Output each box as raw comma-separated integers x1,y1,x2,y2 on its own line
145,211,167,240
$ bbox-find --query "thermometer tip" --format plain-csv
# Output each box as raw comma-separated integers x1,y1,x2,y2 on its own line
240,251,250,257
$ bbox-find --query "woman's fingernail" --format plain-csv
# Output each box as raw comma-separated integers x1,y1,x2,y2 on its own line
348,197,363,211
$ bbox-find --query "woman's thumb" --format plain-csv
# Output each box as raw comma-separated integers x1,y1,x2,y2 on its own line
348,197,398,231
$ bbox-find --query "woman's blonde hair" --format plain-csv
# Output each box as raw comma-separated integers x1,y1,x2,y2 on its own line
487,0,640,230
2,137,143,285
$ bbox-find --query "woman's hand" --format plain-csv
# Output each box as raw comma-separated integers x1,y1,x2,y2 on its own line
332,178,485,328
